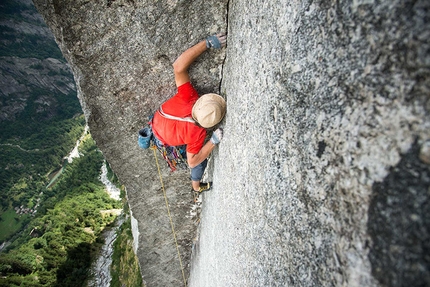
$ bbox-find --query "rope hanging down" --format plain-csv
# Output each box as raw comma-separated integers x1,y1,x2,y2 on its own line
152,146,187,287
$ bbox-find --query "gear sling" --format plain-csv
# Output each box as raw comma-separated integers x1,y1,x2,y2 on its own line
138,108,194,172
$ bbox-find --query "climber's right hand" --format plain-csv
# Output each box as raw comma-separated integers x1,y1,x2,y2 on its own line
210,128,223,144
206,33,227,49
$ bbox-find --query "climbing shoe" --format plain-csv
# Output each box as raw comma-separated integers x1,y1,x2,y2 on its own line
193,182,212,203
197,182,212,193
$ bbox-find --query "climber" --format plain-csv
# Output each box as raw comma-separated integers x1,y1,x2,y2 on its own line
150,33,227,195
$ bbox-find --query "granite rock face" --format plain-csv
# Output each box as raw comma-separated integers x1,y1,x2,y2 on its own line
33,0,227,286
33,0,429,286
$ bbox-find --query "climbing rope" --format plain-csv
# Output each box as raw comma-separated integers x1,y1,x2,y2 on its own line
152,146,187,287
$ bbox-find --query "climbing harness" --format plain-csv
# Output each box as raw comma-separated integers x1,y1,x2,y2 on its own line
152,146,188,287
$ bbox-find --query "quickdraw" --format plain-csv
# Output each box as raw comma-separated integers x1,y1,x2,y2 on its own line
152,143,188,172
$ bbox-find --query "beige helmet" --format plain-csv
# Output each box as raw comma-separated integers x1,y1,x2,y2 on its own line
192,93,226,128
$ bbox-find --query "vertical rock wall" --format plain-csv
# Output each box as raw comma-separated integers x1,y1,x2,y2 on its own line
33,0,429,286
190,0,429,286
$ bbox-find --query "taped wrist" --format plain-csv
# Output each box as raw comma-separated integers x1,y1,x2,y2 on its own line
210,132,220,144
206,35,221,49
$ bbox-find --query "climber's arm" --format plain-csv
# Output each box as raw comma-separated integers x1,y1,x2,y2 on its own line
173,34,226,87
173,40,207,87
186,141,216,168
186,129,223,168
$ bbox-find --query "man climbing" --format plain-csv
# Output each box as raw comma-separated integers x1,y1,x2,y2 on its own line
151,33,227,197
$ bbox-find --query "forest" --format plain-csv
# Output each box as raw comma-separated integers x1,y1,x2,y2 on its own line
0,134,122,286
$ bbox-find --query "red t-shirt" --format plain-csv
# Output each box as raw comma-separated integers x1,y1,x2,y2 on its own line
152,82,206,154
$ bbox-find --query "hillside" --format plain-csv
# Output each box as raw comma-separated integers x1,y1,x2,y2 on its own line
0,0,77,123
33,0,429,286
0,0,85,244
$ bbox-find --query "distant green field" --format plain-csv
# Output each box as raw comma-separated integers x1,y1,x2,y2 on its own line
0,208,29,242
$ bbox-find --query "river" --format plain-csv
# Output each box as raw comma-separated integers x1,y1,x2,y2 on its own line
87,161,123,287
87,213,124,287
50,126,123,286
99,162,121,201
66,133,124,286
66,131,124,286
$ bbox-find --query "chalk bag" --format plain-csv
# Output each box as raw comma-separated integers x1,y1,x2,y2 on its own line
138,127,153,149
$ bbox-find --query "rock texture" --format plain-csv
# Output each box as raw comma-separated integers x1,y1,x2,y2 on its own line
33,0,429,286
33,0,227,286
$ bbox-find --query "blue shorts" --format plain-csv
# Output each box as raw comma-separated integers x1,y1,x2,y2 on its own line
190,159,207,181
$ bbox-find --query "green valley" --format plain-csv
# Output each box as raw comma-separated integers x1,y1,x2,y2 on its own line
0,0,142,286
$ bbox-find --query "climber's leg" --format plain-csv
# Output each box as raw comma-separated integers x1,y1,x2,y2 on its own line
190,159,208,191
